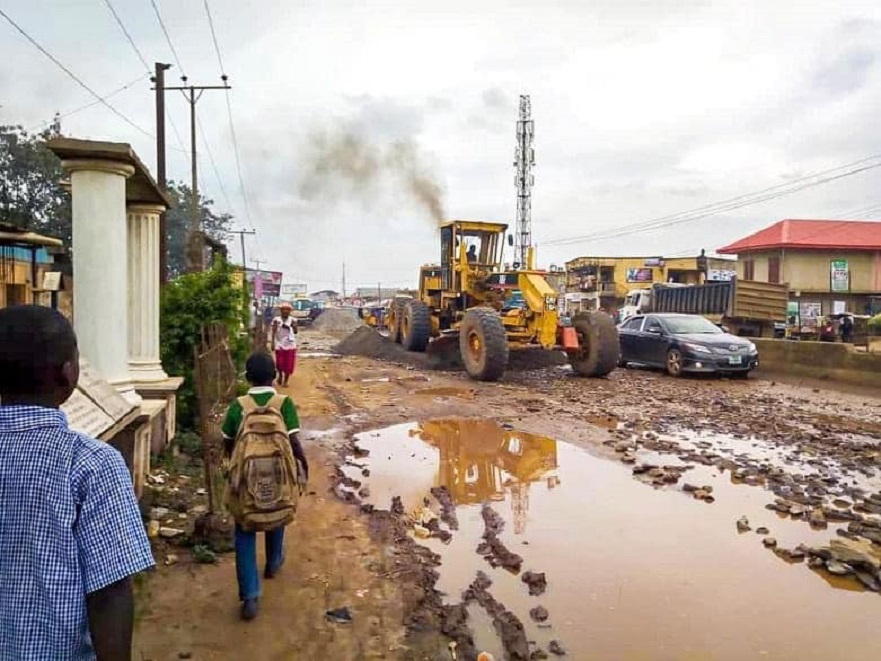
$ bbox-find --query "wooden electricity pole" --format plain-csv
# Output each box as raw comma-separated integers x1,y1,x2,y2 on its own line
161,78,231,273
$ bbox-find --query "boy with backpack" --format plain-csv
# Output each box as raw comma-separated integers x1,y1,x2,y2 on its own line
221,352,309,621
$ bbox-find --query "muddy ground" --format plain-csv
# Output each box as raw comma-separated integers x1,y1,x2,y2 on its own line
134,328,881,660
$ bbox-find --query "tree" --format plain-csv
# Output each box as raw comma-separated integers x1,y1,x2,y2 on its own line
0,119,71,243
160,259,249,429
164,181,234,278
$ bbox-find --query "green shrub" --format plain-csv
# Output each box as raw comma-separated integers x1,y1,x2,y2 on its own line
160,260,249,430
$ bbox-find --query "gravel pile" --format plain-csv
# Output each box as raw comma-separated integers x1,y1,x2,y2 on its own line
312,308,364,334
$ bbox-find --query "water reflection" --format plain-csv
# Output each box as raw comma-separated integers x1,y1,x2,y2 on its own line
410,419,558,534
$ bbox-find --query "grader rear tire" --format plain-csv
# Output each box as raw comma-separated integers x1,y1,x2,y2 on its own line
568,311,619,377
459,308,509,382
402,300,432,351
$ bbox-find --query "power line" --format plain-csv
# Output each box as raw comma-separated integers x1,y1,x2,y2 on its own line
197,114,234,211
0,7,153,138
203,0,226,75
149,0,186,79
202,1,256,231
103,0,149,72
26,73,150,133
223,93,255,230
543,154,881,247
833,201,881,219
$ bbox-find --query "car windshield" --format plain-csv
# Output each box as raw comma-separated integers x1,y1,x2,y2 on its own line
662,316,723,334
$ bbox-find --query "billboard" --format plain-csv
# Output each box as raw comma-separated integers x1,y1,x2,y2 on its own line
280,283,308,298
626,267,653,283
245,269,283,297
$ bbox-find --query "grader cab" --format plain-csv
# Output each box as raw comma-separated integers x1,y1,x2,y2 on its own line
387,220,618,381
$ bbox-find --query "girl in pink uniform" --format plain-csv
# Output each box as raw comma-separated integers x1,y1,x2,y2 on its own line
271,303,298,386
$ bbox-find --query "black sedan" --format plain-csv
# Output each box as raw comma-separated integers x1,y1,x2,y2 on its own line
618,313,759,377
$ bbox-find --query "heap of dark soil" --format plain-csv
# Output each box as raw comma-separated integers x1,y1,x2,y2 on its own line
333,326,569,373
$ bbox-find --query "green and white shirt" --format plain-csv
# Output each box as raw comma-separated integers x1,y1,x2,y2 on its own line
221,386,301,441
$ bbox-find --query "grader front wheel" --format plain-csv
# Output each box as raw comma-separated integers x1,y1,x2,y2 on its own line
459,308,509,381
568,311,619,377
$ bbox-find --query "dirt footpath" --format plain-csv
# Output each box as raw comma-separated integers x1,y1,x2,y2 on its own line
134,329,881,660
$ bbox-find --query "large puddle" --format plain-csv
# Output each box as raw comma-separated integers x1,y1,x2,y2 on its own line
342,419,881,660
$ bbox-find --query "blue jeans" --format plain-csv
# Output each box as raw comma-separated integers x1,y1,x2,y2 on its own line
234,525,285,601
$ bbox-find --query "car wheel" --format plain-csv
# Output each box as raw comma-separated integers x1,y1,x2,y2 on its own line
666,348,684,377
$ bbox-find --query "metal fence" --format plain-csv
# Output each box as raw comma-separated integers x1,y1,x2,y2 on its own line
193,323,238,514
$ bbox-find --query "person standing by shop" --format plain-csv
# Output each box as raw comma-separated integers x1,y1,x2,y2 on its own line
840,314,854,343
272,303,298,387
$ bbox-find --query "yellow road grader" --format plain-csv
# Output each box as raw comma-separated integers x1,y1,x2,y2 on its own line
386,220,618,381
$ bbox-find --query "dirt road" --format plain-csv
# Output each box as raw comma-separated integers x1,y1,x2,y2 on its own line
134,328,881,660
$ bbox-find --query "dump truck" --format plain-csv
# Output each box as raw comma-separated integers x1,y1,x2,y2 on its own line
620,278,789,337
386,219,619,381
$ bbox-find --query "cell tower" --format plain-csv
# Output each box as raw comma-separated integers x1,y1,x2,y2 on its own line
514,95,535,268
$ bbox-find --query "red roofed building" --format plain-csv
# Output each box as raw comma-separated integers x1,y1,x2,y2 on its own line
718,219,881,317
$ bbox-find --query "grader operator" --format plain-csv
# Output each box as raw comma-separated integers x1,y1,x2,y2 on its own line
386,220,618,382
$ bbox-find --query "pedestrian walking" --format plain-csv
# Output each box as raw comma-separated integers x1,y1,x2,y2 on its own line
0,305,154,660
221,352,309,621
272,302,298,387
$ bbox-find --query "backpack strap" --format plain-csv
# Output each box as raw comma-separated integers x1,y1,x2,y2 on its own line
266,393,287,412
238,395,257,413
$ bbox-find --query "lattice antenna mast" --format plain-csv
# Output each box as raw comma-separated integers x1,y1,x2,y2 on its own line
514,95,535,268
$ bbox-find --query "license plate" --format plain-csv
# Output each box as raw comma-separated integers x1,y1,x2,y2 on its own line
728,355,743,365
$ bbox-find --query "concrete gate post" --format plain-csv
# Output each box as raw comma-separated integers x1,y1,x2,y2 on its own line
62,157,140,404
127,203,169,383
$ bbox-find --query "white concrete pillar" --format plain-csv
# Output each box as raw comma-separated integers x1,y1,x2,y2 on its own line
127,203,168,383
63,158,139,404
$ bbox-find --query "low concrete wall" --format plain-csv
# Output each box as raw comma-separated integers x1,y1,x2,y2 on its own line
754,338,881,389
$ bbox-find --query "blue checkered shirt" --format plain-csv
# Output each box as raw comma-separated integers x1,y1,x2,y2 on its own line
0,406,155,660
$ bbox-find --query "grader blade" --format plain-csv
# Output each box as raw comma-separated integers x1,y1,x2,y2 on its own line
426,335,461,369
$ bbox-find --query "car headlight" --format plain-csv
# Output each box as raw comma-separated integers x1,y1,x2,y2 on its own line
683,342,712,354
747,342,757,353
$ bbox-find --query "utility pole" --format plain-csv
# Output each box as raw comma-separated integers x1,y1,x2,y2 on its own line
228,228,256,268
342,262,347,300
161,77,231,273
152,62,171,285
514,95,535,269
252,258,266,271
377,281,381,302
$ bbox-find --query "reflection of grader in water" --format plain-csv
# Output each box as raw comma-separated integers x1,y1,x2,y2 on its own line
410,419,558,534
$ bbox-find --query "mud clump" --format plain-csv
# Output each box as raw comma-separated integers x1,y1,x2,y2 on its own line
521,570,548,596
431,486,459,530
478,504,523,572
463,571,531,661
529,605,549,622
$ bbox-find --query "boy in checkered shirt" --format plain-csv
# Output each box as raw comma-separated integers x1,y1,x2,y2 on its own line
0,306,154,660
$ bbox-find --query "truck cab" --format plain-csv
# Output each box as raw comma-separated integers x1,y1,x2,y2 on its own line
620,289,651,321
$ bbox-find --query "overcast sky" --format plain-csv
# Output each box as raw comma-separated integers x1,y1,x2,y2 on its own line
2,0,880,291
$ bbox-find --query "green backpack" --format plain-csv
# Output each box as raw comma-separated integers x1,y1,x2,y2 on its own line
225,394,299,531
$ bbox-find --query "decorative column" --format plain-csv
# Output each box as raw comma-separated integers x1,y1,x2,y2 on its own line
63,158,140,404
127,203,168,382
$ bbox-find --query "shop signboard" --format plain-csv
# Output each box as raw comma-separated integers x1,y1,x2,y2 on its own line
799,301,822,327
245,269,283,297
830,259,849,292
626,267,653,283
707,269,736,281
